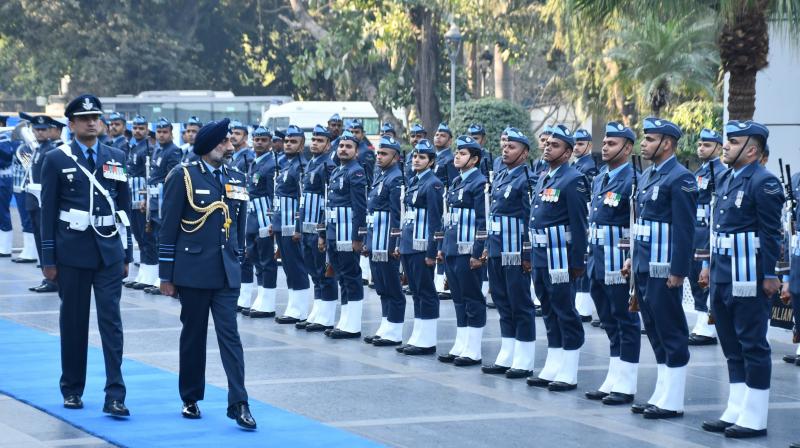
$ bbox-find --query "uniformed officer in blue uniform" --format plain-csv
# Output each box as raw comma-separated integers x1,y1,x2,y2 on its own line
395,139,443,354
701,120,782,439
106,112,129,153
625,117,697,419
327,113,343,148
229,120,254,174
180,116,203,162
531,126,552,181
572,128,599,322
689,129,725,346
272,129,287,167
297,125,338,331
273,125,312,323
40,94,132,417
158,118,256,430
381,122,397,138
467,123,491,178
432,122,459,186
346,119,376,187
404,123,427,180
363,136,405,346
144,117,183,294
241,126,280,318
11,115,40,263
124,116,157,289
480,128,535,378
437,135,487,366
525,124,588,390
0,116,13,257
783,171,800,366
583,122,641,405
320,130,368,339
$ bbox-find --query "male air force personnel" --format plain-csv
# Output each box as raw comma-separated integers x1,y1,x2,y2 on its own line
688,129,725,346
158,118,256,430
106,112,129,153
526,125,588,391
481,128,536,379
229,120,254,174
0,117,13,257
396,139,444,355
363,136,405,346
572,128,599,322
180,116,203,162
125,116,157,289
437,135,487,366
584,123,641,405
701,120,782,439
625,118,697,420
40,94,132,417
322,130,368,339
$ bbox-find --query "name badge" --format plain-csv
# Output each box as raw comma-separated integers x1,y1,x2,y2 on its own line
102,163,127,181
61,168,77,174
504,185,512,198
195,189,210,195
225,184,249,201
651,186,660,201
491,221,501,232
735,190,744,208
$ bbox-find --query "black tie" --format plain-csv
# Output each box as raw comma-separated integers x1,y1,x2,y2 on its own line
648,169,658,183
213,169,223,188
452,176,462,189
86,148,96,172
410,176,419,187
602,173,610,189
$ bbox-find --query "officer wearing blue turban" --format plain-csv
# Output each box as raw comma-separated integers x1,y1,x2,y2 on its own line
626,117,697,420
158,118,256,429
702,120,781,439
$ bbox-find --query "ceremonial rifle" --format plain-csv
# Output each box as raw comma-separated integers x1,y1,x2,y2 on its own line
144,139,152,233
622,155,641,312
391,151,407,285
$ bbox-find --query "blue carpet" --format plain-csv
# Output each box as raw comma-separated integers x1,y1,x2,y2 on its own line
0,318,381,447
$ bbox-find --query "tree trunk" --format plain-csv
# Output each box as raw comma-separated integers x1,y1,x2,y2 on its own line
727,70,757,120
493,43,513,101
411,5,442,133
468,42,480,98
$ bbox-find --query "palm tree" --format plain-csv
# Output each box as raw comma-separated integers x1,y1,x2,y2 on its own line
575,0,800,120
606,14,720,116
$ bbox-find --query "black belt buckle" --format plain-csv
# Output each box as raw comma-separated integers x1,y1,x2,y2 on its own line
618,237,631,250
434,231,444,242
694,249,711,261
358,227,368,237
390,227,402,237
475,230,488,241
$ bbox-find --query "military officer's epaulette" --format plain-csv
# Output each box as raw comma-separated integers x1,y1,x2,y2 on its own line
181,160,199,167
229,165,243,174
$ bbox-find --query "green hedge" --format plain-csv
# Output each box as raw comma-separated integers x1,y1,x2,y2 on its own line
450,98,531,155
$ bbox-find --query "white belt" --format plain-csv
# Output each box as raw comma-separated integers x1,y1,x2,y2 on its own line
442,212,451,224
696,208,707,219
403,210,415,222
326,209,337,221
59,210,115,227
631,223,650,238
148,186,160,196
25,183,41,193
713,234,761,250
366,215,374,225
531,231,572,245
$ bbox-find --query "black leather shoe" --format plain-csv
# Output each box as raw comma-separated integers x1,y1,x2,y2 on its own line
227,402,256,430
395,343,409,353
548,381,577,391
123,280,137,288
144,286,161,295
688,334,717,346
0,253,11,258
249,310,275,318
631,402,652,414
28,281,44,291
13,257,36,263
580,315,593,323
402,286,412,295
585,390,609,400
32,283,58,293
294,320,309,329
181,401,201,419
437,353,457,363
790,442,800,448
402,345,436,355
453,356,481,366
438,292,451,300
642,406,683,419
241,308,251,317
305,323,332,332
63,395,83,409
591,319,602,328
534,305,542,317
327,329,361,339
372,338,402,347
486,301,497,309
363,335,379,344
602,392,634,405
275,315,301,324
102,400,130,417
481,364,510,375
505,368,532,379
783,354,798,364
795,357,800,367
526,376,551,388
701,419,733,433
131,282,149,290
724,425,766,438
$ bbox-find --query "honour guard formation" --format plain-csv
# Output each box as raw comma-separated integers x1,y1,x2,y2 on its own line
2,93,800,446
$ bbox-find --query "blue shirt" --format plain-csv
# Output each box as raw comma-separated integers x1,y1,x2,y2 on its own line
652,154,676,173
606,162,629,182
74,139,99,163
459,167,477,182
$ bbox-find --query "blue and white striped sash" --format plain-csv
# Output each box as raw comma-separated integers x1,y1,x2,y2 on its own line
491,214,524,266
412,207,429,251
12,159,26,191
277,196,297,234
793,231,800,257
301,192,323,233
450,207,476,255
589,223,628,285
633,218,672,278
713,231,760,297
696,204,711,224
370,210,391,261
249,196,272,230
328,206,353,251
128,176,146,202
531,225,571,284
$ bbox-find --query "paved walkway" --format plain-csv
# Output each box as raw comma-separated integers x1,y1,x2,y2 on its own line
0,250,798,447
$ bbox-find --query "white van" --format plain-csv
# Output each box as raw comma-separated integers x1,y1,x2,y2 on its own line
262,101,389,146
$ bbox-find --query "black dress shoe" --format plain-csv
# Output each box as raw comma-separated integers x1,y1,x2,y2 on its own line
0,253,11,258
123,280,137,288
642,406,683,419
63,395,83,409
327,329,361,339
305,323,332,332
241,308,251,317
275,315,301,324
29,281,45,291
372,338,402,347
294,320,309,329
591,319,602,328
795,357,800,367
13,258,36,263
395,343,409,353
402,286,412,295
227,402,256,430
580,315,593,323
548,381,577,391
32,283,58,293
453,356,481,366
585,390,609,400
783,354,798,364
402,345,436,355
486,301,497,309
526,376,551,388
602,392,634,405
688,334,717,346
505,368,532,379
482,364,510,375
249,310,275,318
144,286,161,295
181,401,201,419
131,282,149,290
630,402,652,414
102,400,130,417
724,425,766,438
438,292,451,300
701,419,733,433
363,335,379,344
437,353,457,363
790,442,800,448
534,305,542,317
